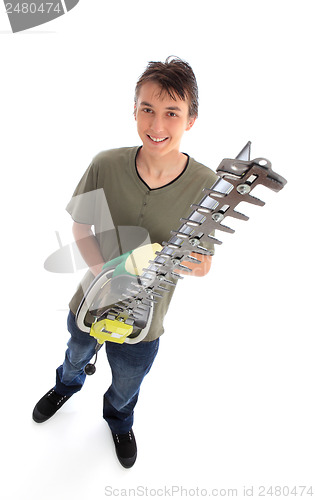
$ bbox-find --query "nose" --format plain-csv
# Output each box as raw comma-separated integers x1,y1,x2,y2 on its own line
151,113,164,133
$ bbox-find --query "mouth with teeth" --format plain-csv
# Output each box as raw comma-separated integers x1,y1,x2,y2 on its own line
147,135,168,143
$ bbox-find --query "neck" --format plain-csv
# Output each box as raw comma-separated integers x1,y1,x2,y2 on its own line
138,147,186,176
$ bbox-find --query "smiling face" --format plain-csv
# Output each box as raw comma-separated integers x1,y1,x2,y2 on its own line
134,81,196,159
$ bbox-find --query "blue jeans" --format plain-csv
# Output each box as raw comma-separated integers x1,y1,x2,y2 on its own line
55,311,159,434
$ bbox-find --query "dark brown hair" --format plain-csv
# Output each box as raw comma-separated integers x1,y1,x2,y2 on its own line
134,56,199,118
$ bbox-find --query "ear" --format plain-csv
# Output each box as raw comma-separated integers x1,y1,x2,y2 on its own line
185,115,197,131
133,103,137,120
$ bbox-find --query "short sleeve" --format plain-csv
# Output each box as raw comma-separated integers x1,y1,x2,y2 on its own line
66,161,99,225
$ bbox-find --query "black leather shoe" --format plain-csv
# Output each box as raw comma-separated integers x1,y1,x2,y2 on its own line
112,429,137,468
32,388,72,423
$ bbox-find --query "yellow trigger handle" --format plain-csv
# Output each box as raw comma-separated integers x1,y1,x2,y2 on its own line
90,318,133,344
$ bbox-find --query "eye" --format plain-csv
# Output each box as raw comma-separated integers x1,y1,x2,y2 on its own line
168,112,177,117
143,108,153,113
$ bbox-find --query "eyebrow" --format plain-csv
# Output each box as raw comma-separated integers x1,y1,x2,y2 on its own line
140,101,153,107
165,106,182,112
139,101,182,112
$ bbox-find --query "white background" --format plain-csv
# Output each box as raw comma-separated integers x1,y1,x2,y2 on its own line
1,0,314,498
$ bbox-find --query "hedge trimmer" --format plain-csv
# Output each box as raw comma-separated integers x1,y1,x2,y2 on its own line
75,142,287,374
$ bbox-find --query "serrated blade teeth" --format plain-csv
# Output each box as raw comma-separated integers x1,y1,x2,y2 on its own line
207,235,222,245
244,194,265,207
229,210,250,221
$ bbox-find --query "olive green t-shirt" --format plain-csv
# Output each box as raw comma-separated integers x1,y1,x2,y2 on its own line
66,146,218,341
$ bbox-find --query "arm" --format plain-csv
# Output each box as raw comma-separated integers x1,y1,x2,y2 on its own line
179,252,212,277
73,221,212,279
72,221,105,277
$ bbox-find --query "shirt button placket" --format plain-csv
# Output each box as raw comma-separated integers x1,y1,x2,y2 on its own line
144,190,150,206
139,190,150,222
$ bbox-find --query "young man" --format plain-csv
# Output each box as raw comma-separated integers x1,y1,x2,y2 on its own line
32,57,218,468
